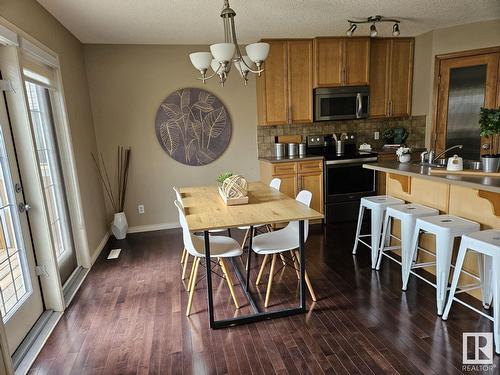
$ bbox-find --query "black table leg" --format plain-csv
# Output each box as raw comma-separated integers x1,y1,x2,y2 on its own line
298,220,306,311
205,221,307,329
203,230,215,328
245,226,254,291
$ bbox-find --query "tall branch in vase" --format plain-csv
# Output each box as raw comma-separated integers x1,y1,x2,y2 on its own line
92,146,132,213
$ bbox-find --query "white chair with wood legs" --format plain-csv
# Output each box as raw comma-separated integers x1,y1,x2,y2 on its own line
173,186,230,282
174,200,243,316
442,229,500,354
352,195,405,268
251,190,317,308
238,178,282,248
404,214,480,315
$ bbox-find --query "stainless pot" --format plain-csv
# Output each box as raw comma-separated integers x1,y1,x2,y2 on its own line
274,143,286,158
481,156,500,173
288,143,298,157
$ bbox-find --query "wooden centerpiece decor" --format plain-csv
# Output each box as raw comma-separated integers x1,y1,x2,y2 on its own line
218,174,249,205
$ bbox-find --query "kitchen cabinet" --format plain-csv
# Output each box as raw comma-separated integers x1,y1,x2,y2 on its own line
298,171,323,214
369,38,414,118
314,37,370,87
260,159,323,214
257,39,313,126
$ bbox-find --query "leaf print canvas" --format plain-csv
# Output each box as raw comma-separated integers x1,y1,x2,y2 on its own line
155,88,232,166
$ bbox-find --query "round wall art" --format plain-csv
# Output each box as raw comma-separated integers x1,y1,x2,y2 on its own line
155,88,232,166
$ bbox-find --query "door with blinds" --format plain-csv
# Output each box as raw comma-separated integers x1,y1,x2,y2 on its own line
22,63,78,286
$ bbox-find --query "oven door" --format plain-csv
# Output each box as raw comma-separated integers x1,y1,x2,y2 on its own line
324,159,377,223
325,160,376,202
314,89,369,121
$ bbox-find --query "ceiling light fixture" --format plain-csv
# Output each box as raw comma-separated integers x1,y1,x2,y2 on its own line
346,23,357,37
346,15,401,38
189,0,270,86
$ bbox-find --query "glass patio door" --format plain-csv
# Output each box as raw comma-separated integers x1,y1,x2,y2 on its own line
24,79,77,285
0,87,43,354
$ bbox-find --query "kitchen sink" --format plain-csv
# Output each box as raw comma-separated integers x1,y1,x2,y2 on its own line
412,159,482,170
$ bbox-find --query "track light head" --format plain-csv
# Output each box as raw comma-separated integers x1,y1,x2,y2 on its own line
392,23,400,36
346,23,357,37
370,23,378,38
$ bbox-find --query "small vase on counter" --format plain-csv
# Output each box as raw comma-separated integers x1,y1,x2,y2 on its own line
396,146,412,163
399,154,411,163
112,212,128,240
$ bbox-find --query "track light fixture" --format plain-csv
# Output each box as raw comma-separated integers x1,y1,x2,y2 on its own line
346,23,357,37
392,22,400,36
346,15,401,38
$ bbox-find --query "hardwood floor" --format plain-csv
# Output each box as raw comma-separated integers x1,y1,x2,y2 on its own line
29,223,499,374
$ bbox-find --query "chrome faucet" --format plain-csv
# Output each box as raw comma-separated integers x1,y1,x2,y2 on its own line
428,144,463,164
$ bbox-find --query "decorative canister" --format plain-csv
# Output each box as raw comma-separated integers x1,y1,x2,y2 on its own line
298,143,307,156
274,143,286,158
288,143,298,157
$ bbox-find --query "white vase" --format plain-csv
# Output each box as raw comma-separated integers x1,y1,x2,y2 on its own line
399,154,411,163
112,212,128,239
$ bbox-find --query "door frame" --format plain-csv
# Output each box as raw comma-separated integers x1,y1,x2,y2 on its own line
0,16,96,373
431,46,500,153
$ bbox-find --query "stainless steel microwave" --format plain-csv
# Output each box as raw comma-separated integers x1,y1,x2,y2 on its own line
314,86,369,121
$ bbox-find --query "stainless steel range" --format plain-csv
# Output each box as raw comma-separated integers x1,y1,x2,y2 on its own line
306,134,378,223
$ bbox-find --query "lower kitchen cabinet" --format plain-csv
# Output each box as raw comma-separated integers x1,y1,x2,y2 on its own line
260,159,324,214
278,174,298,199
298,171,323,214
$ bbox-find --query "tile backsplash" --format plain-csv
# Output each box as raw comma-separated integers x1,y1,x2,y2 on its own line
257,115,426,157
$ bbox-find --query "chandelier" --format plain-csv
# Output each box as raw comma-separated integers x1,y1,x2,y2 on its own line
189,0,270,86
346,15,401,38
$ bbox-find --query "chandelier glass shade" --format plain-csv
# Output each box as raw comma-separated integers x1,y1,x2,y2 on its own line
189,0,270,86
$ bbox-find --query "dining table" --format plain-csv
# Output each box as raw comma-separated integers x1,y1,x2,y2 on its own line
180,181,324,329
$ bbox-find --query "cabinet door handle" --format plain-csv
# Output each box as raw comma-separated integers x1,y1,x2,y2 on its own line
390,101,393,116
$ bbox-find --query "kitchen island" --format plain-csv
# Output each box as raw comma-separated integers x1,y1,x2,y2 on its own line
363,161,500,300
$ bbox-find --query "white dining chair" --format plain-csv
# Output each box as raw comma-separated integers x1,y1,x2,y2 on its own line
174,200,243,316
251,190,317,307
173,186,229,281
238,178,282,248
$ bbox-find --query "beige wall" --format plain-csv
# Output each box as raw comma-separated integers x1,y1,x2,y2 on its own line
0,0,108,258
411,19,500,147
84,44,259,229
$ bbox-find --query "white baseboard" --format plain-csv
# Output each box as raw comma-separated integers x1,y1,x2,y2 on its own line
90,232,110,265
127,222,179,233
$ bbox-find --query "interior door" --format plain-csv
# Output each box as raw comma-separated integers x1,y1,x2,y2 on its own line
0,90,43,354
435,53,499,157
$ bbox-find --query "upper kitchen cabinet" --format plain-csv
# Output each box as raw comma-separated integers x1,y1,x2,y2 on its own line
257,39,313,126
369,38,414,118
314,37,370,87
257,40,288,125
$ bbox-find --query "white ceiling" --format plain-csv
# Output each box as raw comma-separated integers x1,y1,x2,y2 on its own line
37,0,500,44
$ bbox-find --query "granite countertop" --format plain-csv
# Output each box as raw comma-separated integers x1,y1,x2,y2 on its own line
259,155,324,163
371,147,426,155
364,161,500,193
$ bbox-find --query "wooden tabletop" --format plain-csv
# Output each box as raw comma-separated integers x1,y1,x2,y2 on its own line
180,182,324,232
